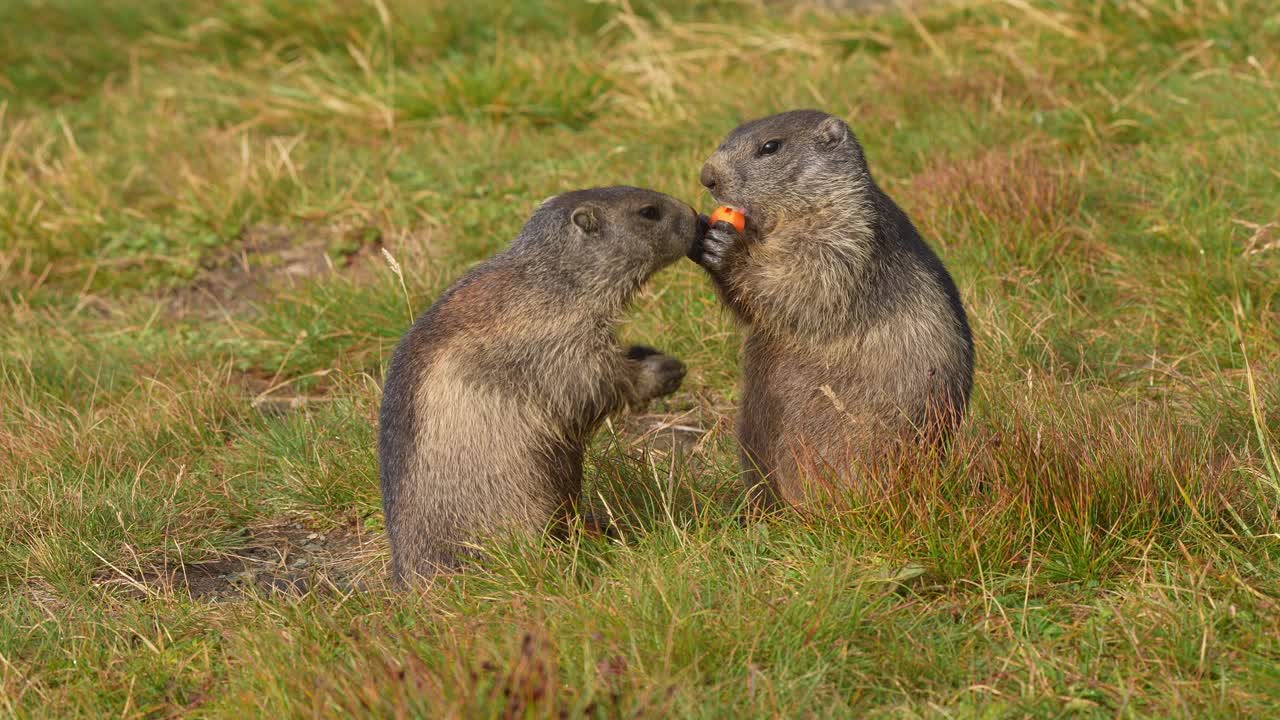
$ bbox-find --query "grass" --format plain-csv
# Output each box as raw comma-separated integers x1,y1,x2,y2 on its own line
2,0,1280,716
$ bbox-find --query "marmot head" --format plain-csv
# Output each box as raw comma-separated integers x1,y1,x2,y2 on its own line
514,186,704,303
699,109,870,232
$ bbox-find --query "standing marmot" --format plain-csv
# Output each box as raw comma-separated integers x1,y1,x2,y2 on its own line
693,109,973,509
380,187,703,581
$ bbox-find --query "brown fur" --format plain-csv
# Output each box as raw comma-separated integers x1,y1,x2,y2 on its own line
693,110,974,510
379,187,702,581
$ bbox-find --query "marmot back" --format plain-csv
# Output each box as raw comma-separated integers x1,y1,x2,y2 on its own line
695,109,973,508
380,187,702,581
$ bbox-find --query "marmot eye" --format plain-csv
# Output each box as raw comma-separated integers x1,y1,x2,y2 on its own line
758,139,782,157
638,205,661,221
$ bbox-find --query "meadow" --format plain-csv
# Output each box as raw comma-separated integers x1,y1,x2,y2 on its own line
2,0,1279,716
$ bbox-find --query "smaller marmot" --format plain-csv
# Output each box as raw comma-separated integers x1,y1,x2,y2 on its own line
693,109,974,509
379,186,703,581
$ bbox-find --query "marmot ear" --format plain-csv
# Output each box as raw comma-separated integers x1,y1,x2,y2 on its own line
816,116,849,148
571,204,602,235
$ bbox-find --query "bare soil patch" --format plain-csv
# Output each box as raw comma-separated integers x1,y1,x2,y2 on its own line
94,519,386,602
171,222,385,318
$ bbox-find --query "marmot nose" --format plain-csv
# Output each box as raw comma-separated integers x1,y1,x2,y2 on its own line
699,165,718,191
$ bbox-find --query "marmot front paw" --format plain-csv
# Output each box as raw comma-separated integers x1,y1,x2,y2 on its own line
627,345,687,400
696,220,741,274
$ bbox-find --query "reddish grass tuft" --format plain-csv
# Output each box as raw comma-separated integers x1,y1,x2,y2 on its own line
779,378,1254,580
904,145,1085,246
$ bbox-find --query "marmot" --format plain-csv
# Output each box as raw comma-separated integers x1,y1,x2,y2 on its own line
380,187,703,581
693,109,974,509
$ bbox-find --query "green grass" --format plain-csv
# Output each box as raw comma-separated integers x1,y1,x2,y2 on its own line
3,0,1280,716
